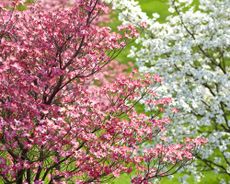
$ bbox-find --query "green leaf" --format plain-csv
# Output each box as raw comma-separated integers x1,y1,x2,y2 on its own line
16,3,27,11
25,0,36,4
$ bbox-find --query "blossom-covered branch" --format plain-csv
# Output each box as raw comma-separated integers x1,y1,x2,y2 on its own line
0,0,206,183
111,0,230,182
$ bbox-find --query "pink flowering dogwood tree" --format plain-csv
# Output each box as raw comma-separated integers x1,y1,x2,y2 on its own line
0,0,206,183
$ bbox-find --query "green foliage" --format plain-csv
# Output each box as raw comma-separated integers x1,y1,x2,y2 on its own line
25,0,36,3
16,0,35,11
139,0,169,22
16,3,27,11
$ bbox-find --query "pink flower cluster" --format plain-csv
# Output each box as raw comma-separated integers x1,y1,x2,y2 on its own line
0,0,206,183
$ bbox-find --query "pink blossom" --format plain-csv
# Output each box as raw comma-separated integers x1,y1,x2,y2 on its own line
0,0,206,183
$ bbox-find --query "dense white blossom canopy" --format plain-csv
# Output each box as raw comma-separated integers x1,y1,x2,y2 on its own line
106,0,230,183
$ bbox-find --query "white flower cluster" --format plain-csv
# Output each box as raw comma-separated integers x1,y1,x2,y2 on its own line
109,0,230,182
103,0,149,25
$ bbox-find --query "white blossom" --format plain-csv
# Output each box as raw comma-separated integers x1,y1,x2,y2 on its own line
112,0,230,182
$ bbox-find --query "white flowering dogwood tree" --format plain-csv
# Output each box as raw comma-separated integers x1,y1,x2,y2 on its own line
106,0,230,183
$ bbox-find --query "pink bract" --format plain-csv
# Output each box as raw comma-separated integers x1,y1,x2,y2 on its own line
0,0,206,183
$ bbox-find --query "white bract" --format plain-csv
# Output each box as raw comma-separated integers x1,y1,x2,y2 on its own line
108,0,230,182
